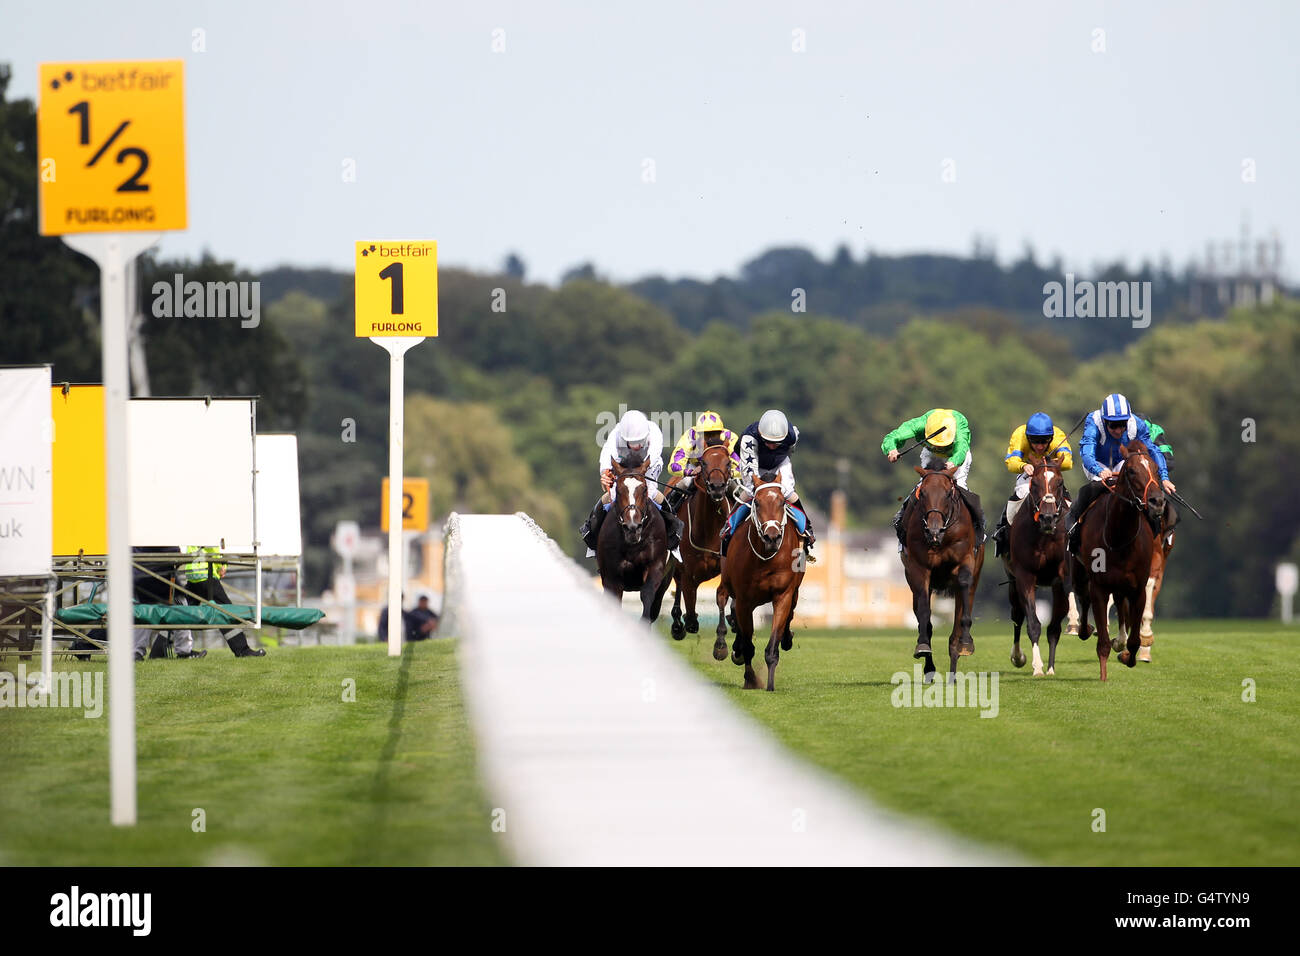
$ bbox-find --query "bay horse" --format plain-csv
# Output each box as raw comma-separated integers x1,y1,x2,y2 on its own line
901,465,985,684
1069,443,1165,681
1003,462,1069,676
661,443,734,642
714,475,804,691
596,457,670,621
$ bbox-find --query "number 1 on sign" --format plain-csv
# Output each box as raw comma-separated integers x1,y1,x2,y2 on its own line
379,262,404,314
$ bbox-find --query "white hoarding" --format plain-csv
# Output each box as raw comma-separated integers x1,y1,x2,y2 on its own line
0,367,53,575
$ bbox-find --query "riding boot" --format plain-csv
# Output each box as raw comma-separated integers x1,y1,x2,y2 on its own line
892,499,909,551
993,508,1009,557
662,485,688,514
579,497,607,550
660,505,684,551
790,503,817,563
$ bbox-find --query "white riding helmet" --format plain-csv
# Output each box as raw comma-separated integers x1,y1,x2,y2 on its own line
620,409,650,443
758,409,789,442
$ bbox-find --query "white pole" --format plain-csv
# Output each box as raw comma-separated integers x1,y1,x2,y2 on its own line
64,232,159,827
41,577,54,695
372,337,421,657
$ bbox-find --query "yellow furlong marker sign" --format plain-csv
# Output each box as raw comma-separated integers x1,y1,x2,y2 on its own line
354,241,438,337
38,59,187,235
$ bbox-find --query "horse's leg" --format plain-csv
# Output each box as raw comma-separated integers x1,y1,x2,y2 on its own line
1139,548,1163,659
1121,583,1145,669
1071,557,1092,644
684,567,701,634
956,564,975,657
734,602,760,689
905,563,932,658
1019,567,1044,676
669,561,685,639
765,590,795,692
1045,579,1067,676
713,577,730,661
1066,590,1080,636
781,587,798,651
1090,583,1111,682
640,566,665,622
1009,568,1027,668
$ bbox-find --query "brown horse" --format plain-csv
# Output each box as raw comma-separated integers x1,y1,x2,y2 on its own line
714,477,804,691
901,465,985,684
596,458,670,621
1118,503,1177,661
1069,444,1165,681
1003,462,1069,676
662,443,734,642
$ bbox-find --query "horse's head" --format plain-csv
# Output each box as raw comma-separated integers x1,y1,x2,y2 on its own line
612,458,652,546
749,472,787,554
699,444,733,501
913,465,959,549
1030,462,1065,536
1116,442,1165,524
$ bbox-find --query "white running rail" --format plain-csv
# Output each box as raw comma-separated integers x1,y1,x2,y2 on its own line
445,512,1006,866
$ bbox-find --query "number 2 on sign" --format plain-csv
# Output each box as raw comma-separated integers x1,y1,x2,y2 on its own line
379,263,404,314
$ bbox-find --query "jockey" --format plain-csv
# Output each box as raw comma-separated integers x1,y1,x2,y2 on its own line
992,412,1073,556
883,408,985,548
662,410,741,513
719,409,815,559
579,409,684,555
1065,393,1174,553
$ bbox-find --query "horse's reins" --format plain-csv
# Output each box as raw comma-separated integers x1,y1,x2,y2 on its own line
683,457,733,555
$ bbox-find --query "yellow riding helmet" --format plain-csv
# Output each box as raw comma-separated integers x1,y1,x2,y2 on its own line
925,409,957,447
695,410,725,433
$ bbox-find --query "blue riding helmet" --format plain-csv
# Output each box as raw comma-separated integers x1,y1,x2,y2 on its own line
1101,393,1131,422
1026,412,1054,439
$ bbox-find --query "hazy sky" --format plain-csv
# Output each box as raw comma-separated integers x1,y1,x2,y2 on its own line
5,0,1297,285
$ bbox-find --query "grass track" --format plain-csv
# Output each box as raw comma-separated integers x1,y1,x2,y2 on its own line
0,641,505,866
667,619,1299,865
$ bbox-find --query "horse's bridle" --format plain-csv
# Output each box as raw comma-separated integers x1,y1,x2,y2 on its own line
746,481,787,561
915,470,959,541
1100,453,1163,549
616,476,652,531
1027,467,1063,528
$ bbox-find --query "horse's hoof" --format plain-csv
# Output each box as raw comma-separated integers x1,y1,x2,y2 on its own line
922,671,936,685
685,618,699,634
1123,651,1137,668
1110,637,1125,654
913,642,932,659
780,632,793,652
1032,666,1044,677
1137,646,1151,663
1066,623,1079,636
712,641,728,662
958,639,974,657
731,649,745,666
670,620,686,640
1011,650,1026,668
1046,666,1055,676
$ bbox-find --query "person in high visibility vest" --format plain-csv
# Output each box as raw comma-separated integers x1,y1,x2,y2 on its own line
183,545,266,657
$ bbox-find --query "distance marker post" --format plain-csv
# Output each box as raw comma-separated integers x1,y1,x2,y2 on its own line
39,59,188,826
354,241,438,657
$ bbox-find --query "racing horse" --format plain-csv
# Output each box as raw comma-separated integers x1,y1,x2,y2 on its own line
1069,443,1165,681
659,443,734,642
1118,502,1177,661
714,474,805,690
901,465,986,684
596,457,670,621
1003,462,1069,676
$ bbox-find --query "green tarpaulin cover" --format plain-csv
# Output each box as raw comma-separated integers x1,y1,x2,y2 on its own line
56,603,324,630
